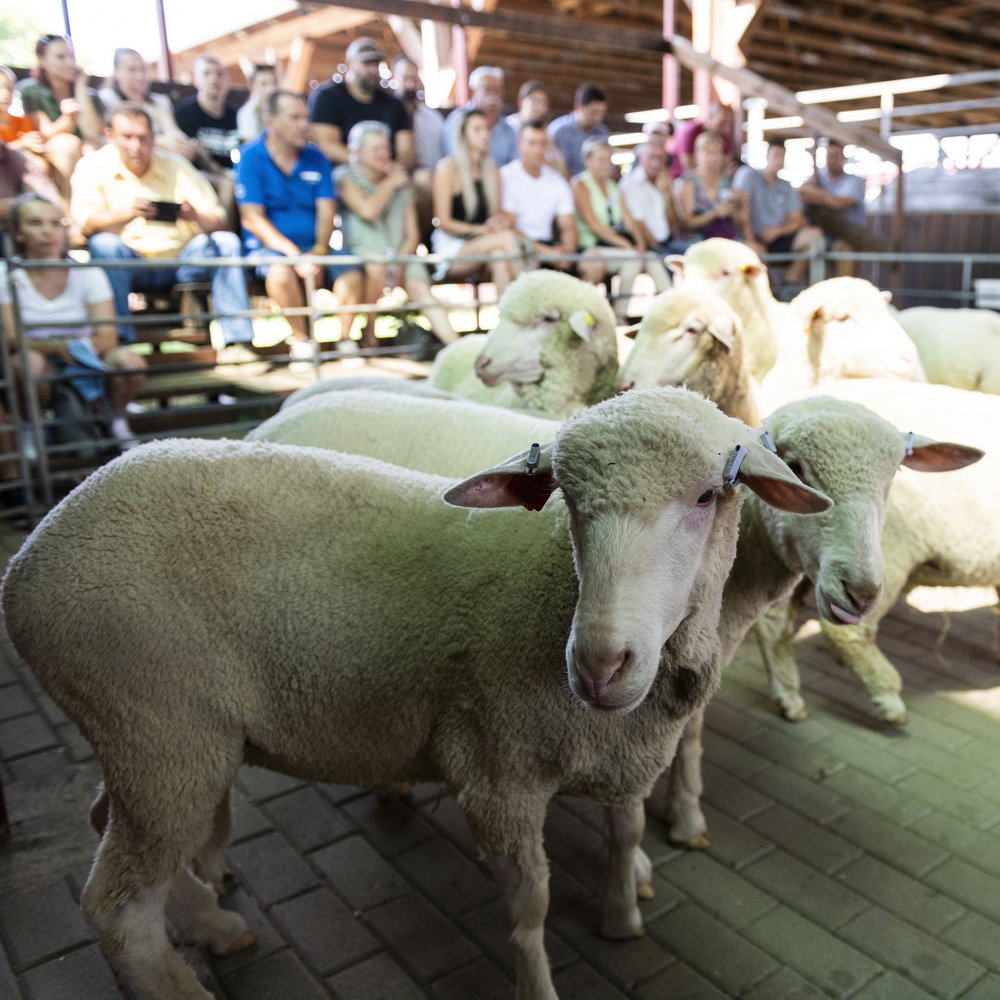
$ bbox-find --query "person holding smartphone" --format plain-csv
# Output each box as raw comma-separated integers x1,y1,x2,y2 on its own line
70,104,256,353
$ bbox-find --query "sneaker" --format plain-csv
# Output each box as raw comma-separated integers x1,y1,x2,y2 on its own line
337,339,360,357
288,339,319,374
216,343,262,366
109,416,140,451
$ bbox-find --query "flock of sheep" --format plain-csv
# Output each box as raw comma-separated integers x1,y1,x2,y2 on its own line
2,237,997,1000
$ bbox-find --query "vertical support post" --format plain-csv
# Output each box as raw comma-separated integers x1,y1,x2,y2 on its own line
662,0,679,114
451,0,469,107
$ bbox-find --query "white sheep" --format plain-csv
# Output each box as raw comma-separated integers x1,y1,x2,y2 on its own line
1,388,830,1000
429,270,620,417
771,276,926,389
658,394,979,847
667,238,783,380
616,288,761,425
279,374,460,412
897,306,1000,395
774,378,996,723
248,389,560,476
614,296,988,724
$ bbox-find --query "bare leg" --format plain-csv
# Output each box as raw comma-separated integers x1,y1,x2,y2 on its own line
664,708,709,849
361,263,386,348
785,225,825,284
332,269,363,344
264,263,308,341
42,133,82,198
103,346,147,412
610,256,643,322
599,798,647,938
404,274,457,345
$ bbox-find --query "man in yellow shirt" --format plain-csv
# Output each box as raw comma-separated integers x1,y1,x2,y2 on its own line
70,104,254,346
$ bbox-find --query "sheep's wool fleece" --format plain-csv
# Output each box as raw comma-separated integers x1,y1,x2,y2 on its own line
1,414,738,850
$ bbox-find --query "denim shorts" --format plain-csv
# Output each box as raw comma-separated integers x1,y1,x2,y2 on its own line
247,246,362,285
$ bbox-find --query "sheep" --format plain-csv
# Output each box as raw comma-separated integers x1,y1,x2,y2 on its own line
613,294,987,724
429,270,620,417
279,374,460,412
616,288,761,425
775,276,926,385
667,238,784,380
897,306,1000,395
249,389,560,477
657,394,980,847
1,387,831,1000
772,377,996,723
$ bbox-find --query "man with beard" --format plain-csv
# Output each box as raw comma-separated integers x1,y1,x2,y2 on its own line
308,38,413,169
444,66,517,168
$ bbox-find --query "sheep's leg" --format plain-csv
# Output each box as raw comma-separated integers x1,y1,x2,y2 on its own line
634,845,654,900
599,798,647,939
165,866,255,956
192,790,233,894
663,709,709,849
819,614,906,724
82,828,214,1000
482,824,558,1000
754,594,809,721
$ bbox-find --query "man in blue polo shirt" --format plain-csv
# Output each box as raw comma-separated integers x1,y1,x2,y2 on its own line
235,90,362,358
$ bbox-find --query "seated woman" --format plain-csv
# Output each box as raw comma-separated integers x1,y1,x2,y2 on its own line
236,64,279,143
16,34,103,201
98,48,197,161
0,194,147,448
573,138,670,322
430,108,520,296
336,120,457,349
676,130,755,246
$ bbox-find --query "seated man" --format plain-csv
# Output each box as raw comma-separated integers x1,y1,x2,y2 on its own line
798,139,870,276
619,141,689,255
500,121,577,270
235,90,362,358
546,82,609,178
733,138,824,285
174,55,241,175
70,104,256,351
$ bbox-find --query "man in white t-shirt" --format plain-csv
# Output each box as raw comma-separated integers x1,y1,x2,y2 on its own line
500,122,577,269
620,142,688,254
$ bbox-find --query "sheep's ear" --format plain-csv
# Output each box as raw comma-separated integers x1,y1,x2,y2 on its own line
703,311,738,351
443,443,558,511
735,443,833,514
568,309,597,341
618,321,641,339
881,289,893,305
740,263,765,280
666,255,686,279
900,435,983,473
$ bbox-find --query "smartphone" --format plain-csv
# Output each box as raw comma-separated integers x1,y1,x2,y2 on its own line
150,201,182,223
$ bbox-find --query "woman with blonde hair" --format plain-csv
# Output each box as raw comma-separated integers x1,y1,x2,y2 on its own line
431,108,520,293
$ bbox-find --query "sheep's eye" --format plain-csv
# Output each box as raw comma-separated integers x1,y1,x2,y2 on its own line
543,310,561,323
684,324,703,336
696,489,717,506
786,460,808,484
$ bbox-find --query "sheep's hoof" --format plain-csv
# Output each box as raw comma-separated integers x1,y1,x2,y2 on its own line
600,920,645,941
670,832,710,851
636,881,655,901
871,692,907,725
777,700,809,722
212,929,257,957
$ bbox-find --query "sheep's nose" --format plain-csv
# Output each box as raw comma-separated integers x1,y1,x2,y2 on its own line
474,356,491,375
617,379,635,393
843,580,881,617
577,650,629,704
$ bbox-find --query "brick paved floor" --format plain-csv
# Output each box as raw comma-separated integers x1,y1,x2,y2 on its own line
1,521,998,1000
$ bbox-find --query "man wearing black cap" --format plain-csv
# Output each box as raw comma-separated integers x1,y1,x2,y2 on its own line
308,37,413,169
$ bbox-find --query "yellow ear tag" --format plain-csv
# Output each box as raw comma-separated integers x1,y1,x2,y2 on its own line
583,312,593,325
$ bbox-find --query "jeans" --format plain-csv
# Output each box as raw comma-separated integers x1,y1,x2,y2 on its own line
88,231,254,345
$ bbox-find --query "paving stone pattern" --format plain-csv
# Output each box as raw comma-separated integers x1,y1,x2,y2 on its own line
1,574,998,998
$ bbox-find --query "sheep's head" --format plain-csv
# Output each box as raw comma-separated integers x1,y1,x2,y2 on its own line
757,396,982,626
667,238,769,301
474,271,617,390
617,290,743,393
789,278,927,383
445,387,831,714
